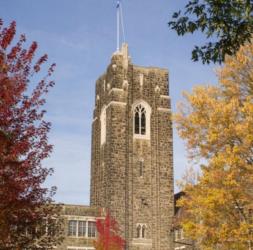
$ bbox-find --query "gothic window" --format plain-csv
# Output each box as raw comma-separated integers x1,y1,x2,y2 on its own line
136,224,147,238
137,224,141,238
134,111,140,134
134,104,146,135
141,111,146,134
133,101,151,139
142,225,146,238
100,106,106,145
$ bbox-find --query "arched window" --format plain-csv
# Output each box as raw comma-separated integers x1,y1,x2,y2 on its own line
136,224,147,238
137,225,141,238
142,225,146,238
100,106,106,145
134,111,140,134
134,104,146,135
133,101,151,139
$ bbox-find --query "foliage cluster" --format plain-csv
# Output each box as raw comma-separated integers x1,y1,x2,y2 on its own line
0,20,63,249
175,41,253,249
169,0,253,64
94,212,125,250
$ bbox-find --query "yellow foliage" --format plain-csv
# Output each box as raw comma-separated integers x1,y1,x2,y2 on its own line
175,41,253,249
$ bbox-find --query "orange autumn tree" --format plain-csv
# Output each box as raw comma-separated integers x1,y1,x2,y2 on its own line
0,20,63,249
175,41,253,250
94,212,125,250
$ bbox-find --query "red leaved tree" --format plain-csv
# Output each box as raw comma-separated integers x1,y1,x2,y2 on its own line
94,212,125,250
0,20,63,249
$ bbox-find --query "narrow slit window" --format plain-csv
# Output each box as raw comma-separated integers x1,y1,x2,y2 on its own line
139,161,144,177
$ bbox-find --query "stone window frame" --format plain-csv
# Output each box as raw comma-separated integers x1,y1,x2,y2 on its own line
68,220,77,237
136,223,147,238
134,104,146,135
132,100,151,140
78,220,86,237
43,217,57,236
175,228,184,241
88,221,96,237
137,224,142,238
67,217,96,238
100,105,107,145
142,224,146,238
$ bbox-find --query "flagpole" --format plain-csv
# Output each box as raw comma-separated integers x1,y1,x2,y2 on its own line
117,0,120,52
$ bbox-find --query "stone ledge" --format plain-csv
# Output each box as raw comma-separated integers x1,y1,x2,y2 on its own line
131,238,152,246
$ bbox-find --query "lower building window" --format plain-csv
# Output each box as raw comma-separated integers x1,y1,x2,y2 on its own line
88,221,96,237
68,220,96,238
68,220,77,236
175,228,184,241
78,221,86,237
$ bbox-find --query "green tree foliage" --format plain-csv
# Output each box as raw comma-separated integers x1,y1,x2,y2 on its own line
169,0,253,64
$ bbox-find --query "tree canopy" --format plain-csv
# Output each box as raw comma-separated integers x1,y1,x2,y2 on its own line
169,0,253,64
0,19,63,249
175,41,253,249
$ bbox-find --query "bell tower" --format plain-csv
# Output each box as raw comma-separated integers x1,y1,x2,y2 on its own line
90,44,174,250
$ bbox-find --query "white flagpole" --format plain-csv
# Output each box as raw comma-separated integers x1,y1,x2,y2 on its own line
117,0,120,52
120,2,125,43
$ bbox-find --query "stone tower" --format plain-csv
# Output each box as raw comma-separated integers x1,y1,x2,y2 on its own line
90,44,174,250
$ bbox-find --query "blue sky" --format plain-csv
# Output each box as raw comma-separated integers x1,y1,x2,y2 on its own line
1,0,218,205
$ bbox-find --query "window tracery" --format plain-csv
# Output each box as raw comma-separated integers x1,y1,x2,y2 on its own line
133,101,151,139
134,104,146,135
